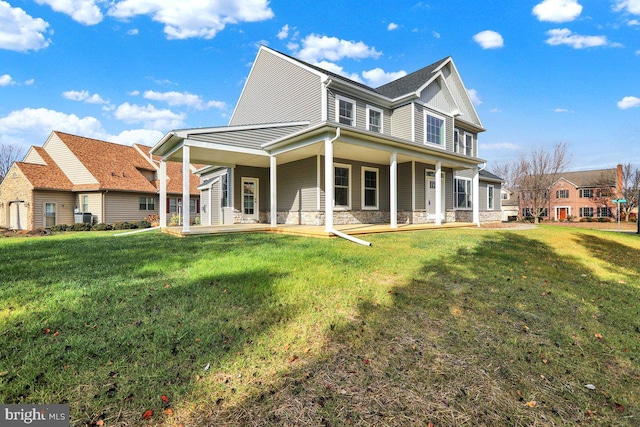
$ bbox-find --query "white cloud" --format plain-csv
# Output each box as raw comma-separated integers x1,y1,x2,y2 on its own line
0,107,106,139
628,19,640,25
112,129,164,146
107,0,274,40
277,24,289,40
312,61,362,83
294,34,382,63
34,0,102,25
0,1,50,52
387,22,398,31
533,0,582,23
554,108,572,113
362,68,407,87
113,102,186,130
128,28,139,35
432,31,441,39
142,90,227,110
63,90,108,104
473,30,504,49
25,79,35,86
545,28,612,48
0,74,14,86
617,96,640,109
480,142,521,151
468,89,482,106
490,108,502,113
636,49,640,55
614,0,640,14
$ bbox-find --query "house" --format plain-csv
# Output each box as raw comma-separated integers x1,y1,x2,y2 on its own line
0,131,200,230
500,188,519,222
151,46,501,233
519,165,622,221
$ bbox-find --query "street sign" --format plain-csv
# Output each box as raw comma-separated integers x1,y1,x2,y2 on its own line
612,199,626,203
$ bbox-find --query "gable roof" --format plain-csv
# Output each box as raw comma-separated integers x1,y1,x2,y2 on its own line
479,169,503,183
134,144,200,194
15,146,73,191
552,168,617,188
375,57,450,99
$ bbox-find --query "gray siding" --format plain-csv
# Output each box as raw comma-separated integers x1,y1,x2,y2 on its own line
277,157,317,212
33,191,75,228
189,124,308,150
44,133,97,185
230,49,323,126
211,181,221,225
398,162,412,211
327,91,392,136
420,80,453,112
390,104,412,141
234,166,269,213
443,64,482,128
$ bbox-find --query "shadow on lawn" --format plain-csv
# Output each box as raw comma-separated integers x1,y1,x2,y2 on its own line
197,231,640,427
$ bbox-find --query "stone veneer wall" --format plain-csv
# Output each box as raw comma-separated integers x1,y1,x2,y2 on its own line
0,166,34,229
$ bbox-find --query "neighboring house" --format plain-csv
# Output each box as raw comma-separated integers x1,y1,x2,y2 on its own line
0,131,200,230
500,189,519,222
519,165,622,221
151,46,501,232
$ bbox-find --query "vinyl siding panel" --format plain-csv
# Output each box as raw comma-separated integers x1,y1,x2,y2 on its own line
33,191,75,228
76,193,103,223
277,157,317,211
420,80,453,112
211,181,221,225
326,91,392,136
189,125,308,150
398,162,413,211
230,50,322,126
23,148,46,165
44,133,98,185
443,64,482,128
104,192,157,224
390,104,413,141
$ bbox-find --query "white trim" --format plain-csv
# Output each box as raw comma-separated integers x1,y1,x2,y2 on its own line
390,152,398,228
182,145,191,233
454,129,460,154
411,161,416,211
454,176,472,210
270,156,277,227
365,104,383,133
361,166,379,210
335,94,357,127
423,110,447,150
333,162,352,210
463,132,474,157
487,184,495,210
316,155,321,211
241,177,260,221
425,169,446,222
411,102,416,142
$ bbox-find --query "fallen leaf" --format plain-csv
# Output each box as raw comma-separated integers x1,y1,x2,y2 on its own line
43,329,51,334
161,395,169,404
363,359,370,365
164,408,173,416
587,410,594,417
594,334,603,340
289,355,298,363
525,401,537,408
53,331,60,336
615,403,625,412
96,420,104,426
142,409,153,420
516,390,522,397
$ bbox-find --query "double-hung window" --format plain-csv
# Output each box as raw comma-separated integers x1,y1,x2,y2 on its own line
221,173,231,207
579,189,593,198
190,199,198,214
425,112,445,146
464,133,473,156
361,167,379,210
454,129,460,153
139,196,155,211
454,178,472,209
556,189,569,198
82,195,89,213
487,185,495,210
169,198,178,213
580,207,593,217
366,105,382,133
336,95,356,126
334,163,351,209
597,207,611,217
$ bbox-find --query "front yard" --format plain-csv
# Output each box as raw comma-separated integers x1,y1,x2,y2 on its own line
1,226,639,426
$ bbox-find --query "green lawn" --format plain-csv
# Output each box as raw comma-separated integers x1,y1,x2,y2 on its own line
1,226,639,426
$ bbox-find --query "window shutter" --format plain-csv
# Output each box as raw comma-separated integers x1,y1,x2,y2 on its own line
196,199,200,213
166,198,170,213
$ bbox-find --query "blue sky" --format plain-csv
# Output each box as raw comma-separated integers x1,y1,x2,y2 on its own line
1,0,639,172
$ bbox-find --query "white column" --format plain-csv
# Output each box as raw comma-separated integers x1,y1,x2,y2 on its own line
159,160,167,228
390,152,398,228
472,166,480,226
324,139,334,232
182,144,191,233
270,155,277,227
435,161,442,226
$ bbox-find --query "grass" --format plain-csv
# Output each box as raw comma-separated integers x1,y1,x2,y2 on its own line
0,226,639,426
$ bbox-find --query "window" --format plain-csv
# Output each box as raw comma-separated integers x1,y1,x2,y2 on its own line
45,203,56,227
597,207,612,217
425,113,445,145
501,191,509,200
336,96,356,126
579,189,593,198
82,195,89,213
464,133,473,156
169,198,178,213
361,167,379,210
556,189,569,198
487,185,495,210
334,163,351,209
580,207,594,217
454,129,460,153
221,173,230,207
190,199,198,214
366,105,382,133
139,197,155,211
454,178,472,209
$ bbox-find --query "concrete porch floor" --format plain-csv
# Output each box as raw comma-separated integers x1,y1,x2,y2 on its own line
162,222,478,238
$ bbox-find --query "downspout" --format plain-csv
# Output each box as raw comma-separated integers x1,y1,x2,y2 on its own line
325,127,372,247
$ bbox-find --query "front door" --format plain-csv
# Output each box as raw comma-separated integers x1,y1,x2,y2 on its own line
242,178,259,222
44,202,56,228
557,207,569,221
426,172,445,221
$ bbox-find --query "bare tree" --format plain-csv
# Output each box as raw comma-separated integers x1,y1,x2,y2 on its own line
0,142,24,183
491,160,519,192
619,162,640,222
517,142,571,224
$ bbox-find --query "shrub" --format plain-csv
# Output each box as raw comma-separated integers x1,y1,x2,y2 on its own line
91,223,113,231
145,214,160,226
132,220,151,229
113,221,137,230
168,214,180,226
50,224,69,232
71,223,92,231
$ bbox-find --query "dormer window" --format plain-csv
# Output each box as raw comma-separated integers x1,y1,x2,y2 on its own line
425,112,445,146
366,105,383,133
336,95,356,126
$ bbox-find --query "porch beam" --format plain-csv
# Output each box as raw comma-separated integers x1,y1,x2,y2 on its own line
270,155,277,227
182,145,191,233
472,167,480,226
324,139,334,232
435,160,442,226
159,160,167,228
390,151,398,228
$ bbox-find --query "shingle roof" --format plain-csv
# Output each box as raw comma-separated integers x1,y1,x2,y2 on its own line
555,168,616,188
134,144,200,195
479,169,503,182
15,147,73,190
375,57,450,98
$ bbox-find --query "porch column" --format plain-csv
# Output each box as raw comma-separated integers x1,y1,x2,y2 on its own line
390,151,398,228
159,159,167,228
324,139,334,232
182,144,191,233
472,166,480,226
270,155,277,227
435,161,442,226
